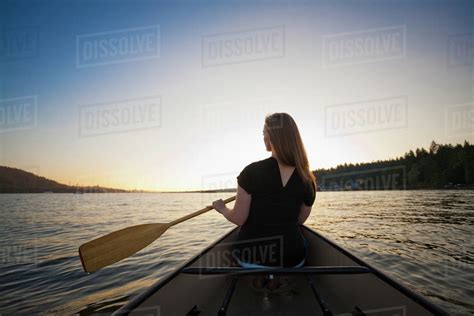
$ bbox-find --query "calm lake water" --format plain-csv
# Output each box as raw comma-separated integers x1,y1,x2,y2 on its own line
0,191,472,315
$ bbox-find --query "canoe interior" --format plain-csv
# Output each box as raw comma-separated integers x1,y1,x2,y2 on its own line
116,226,445,316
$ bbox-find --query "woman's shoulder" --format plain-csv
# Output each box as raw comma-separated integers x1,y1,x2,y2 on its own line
243,157,273,171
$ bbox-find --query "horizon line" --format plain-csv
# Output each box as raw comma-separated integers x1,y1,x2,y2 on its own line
1,139,470,192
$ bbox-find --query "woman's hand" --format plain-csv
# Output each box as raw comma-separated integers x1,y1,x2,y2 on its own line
212,199,226,213
211,187,251,226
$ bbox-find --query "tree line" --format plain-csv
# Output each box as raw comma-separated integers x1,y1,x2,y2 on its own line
314,141,474,190
0,166,127,193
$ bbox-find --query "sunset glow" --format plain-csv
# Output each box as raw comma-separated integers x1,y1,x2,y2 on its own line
1,1,472,191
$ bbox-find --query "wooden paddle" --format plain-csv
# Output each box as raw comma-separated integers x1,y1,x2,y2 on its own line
79,195,236,273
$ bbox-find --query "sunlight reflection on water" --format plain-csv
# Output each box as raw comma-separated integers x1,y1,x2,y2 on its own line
0,191,472,315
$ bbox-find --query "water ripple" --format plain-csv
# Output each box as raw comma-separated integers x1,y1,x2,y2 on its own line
0,191,472,315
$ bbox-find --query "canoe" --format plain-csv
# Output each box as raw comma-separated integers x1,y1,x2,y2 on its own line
114,226,447,315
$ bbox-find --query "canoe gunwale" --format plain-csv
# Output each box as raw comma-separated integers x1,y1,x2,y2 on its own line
114,225,449,316
113,227,237,315
300,226,449,316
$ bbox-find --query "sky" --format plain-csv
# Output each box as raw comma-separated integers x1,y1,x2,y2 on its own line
1,0,473,191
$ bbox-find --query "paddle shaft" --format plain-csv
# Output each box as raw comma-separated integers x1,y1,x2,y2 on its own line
169,195,236,226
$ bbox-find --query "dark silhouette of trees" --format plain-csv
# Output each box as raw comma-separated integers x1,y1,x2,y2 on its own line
315,141,474,190
0,166,127,193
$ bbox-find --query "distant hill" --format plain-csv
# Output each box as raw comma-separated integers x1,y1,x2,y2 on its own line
0,166,128,193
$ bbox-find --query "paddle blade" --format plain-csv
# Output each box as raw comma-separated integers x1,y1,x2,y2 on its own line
79,223,170,273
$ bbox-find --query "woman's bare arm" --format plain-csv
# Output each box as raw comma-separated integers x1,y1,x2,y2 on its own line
297,203,313,224
213,185,251,226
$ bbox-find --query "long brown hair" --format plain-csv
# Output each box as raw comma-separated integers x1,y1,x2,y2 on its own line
265,113,316,189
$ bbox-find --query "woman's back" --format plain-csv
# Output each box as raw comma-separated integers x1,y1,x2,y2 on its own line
234,156,316,267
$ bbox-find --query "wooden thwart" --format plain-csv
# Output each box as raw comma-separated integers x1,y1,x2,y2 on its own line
181,266,371,275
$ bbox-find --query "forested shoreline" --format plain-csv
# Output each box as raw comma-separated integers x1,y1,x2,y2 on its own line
315,141,474,191
0,166,128,193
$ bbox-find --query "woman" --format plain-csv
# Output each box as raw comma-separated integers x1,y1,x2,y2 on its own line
212,113,316,272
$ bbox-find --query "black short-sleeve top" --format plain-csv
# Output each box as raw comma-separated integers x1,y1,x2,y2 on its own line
234,156,316,267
